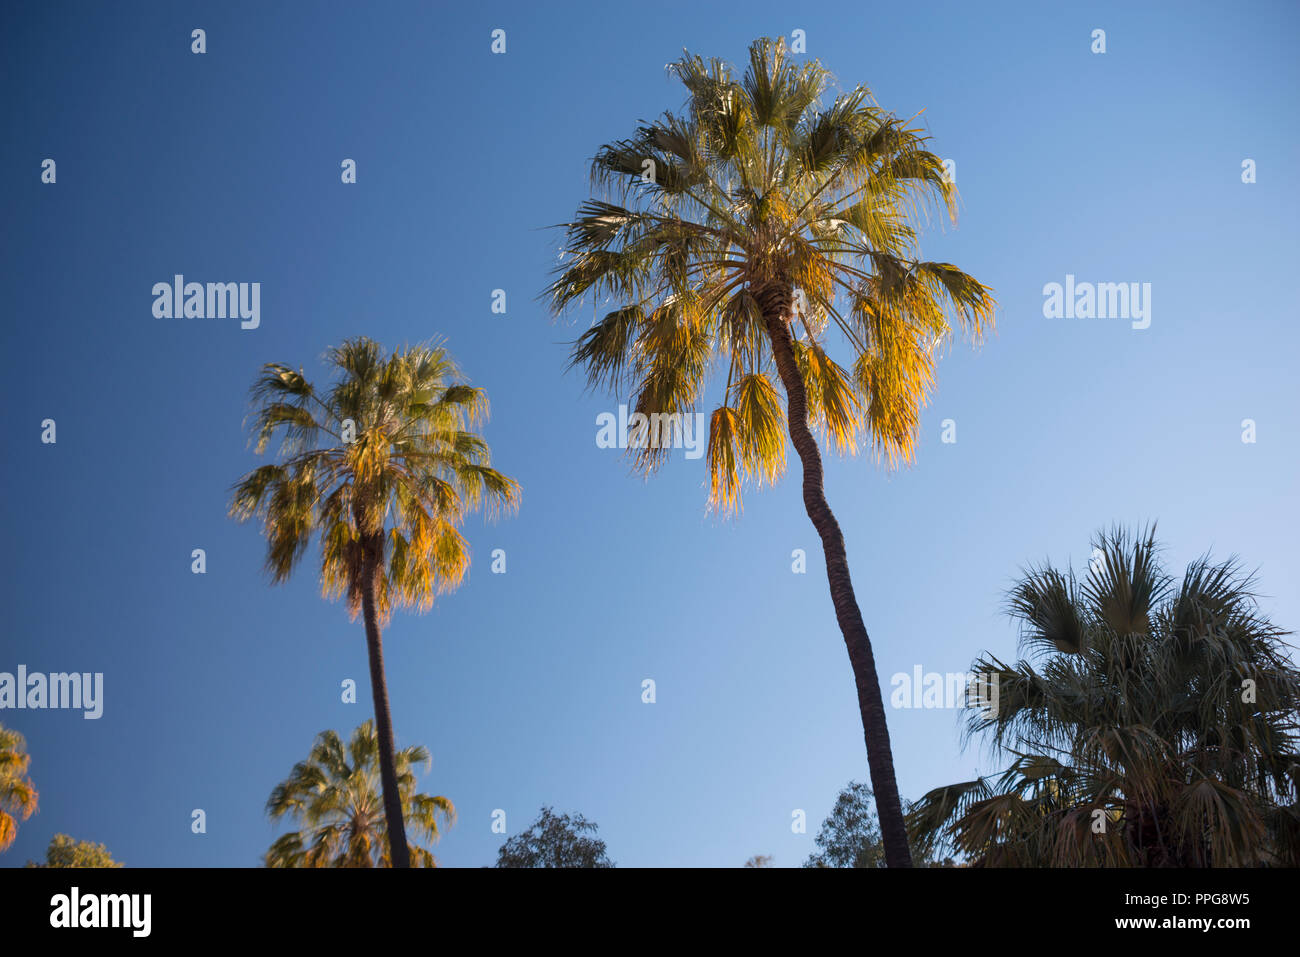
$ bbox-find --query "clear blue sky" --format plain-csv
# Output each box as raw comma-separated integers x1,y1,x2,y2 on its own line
2,0,1297,867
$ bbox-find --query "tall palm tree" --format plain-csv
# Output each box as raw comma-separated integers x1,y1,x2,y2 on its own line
231,337,519,868
546,38,994,866
266,720,454,867
0,723,38,853
908,526,1300,867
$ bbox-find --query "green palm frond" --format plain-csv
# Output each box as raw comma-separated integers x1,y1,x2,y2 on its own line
911,527,1300,867
265,721,453,868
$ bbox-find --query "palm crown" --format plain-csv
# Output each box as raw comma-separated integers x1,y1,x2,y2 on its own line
266,721,454,867
548,37,994,511
908,527,1300,867
230,337,520,620
0,724,38,852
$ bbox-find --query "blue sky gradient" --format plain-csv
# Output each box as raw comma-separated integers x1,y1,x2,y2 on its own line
2,0,1297,867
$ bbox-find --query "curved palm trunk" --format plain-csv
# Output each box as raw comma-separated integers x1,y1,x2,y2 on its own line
757,281,913,868
359,542,412,869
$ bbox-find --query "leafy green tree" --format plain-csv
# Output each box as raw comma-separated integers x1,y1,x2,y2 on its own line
909,527,1300,867
804,781,885,868
805,781,946,867
265,720,454,867
743,854,774,867
0,723,38,853
547,37,994,867
26,834,122,868
495,807,614,868
232,338,518,867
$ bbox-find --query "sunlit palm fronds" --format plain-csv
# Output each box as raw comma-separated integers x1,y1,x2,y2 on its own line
548,37,995,509
0,724,39,853
230,336,520,622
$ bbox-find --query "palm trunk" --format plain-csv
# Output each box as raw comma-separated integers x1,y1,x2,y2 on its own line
359,541,412,869
757,281,913,868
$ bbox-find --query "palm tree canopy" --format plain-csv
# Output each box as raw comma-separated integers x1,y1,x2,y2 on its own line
230,337,520,622
908,526,1300,867
0,723,39,852
265,720,454,867
547,37,995,511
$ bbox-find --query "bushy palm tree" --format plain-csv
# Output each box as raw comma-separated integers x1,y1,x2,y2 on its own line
908,526,1300,867
546,37,994,866
231,337,519,867
1,723,38,853
266,721,453,867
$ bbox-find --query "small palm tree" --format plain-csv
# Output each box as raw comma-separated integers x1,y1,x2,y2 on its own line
231,337,519,868
0,723,39,853
908,526,1300,867
546,38,994,866
266,721,453,867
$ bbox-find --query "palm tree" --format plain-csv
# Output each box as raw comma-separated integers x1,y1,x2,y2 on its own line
266,720,454,867
0,723,38,853
546,38,994,866
908,526,1300,867
231,337,519,868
